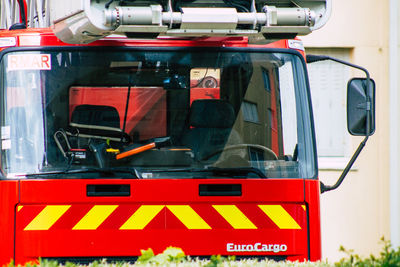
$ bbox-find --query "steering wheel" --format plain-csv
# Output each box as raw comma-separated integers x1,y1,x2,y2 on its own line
202,144,278,161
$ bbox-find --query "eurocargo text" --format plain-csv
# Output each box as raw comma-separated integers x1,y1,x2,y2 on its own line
226,243,288,253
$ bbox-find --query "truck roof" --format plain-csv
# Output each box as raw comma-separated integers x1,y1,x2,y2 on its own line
0,28,300,51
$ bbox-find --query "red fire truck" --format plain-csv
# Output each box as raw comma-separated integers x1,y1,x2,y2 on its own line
0,0,375,265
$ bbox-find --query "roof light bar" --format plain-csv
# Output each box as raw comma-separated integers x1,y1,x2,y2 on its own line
51,0,328,44
104,6,315,29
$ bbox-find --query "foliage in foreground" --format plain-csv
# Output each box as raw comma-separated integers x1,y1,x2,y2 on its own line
334,237,400,267
8,238,400,267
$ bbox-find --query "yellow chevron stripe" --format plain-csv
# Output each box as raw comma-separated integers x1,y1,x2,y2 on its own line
258,205,301,229
120,205,164,230
213,205,257,229
167,205,211,229
73,205,118,230
302,205,306,211
17,205,23,212
24,205,70,230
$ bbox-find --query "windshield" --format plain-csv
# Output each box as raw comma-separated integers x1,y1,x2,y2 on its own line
0,48,315,179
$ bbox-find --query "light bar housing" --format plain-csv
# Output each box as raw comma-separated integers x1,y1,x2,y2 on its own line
50,0,331,44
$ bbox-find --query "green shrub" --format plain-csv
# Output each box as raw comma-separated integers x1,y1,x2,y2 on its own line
9,238,400,267
136,247,186,264
335,237,400,267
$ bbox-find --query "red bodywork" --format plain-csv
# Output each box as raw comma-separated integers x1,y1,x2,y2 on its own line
0,29,320,265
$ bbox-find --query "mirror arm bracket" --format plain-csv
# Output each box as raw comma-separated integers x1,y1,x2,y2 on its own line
320,135,368,193
307,55,373,193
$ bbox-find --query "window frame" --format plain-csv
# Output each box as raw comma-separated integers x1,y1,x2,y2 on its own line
0,46,318,179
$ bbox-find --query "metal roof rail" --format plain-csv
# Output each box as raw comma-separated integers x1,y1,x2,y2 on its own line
0,0,50,30
1,0,330,44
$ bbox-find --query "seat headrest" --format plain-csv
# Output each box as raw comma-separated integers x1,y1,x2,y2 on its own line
71,105,121,131
189,100,235,128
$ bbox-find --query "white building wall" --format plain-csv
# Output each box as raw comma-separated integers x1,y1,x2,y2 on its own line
389,0,400,249
302,0,390,261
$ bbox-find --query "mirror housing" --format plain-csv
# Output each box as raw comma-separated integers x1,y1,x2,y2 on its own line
347,78,375,136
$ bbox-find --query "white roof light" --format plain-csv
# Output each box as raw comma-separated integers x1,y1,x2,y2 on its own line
0,37,16,48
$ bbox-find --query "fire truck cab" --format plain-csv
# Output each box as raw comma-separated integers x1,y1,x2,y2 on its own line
0,0,374,265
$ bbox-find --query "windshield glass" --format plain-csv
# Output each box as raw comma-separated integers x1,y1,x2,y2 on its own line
0,48,315,179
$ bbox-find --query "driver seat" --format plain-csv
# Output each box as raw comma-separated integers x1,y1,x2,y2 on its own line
66,104,130,143
181,99,239,160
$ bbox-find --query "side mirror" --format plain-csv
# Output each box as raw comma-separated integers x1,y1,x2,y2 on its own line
347,78,375,136
307,54,377,193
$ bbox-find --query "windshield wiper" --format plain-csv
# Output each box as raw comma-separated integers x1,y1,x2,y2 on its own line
147,166,267,178
205,167,267,178
20,167,139,178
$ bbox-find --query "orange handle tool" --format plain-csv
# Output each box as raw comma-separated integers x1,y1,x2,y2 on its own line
116,142,156,160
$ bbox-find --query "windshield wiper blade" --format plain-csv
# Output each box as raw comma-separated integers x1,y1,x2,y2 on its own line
205,167,267,178
20,167,139,178
147,166,267,178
